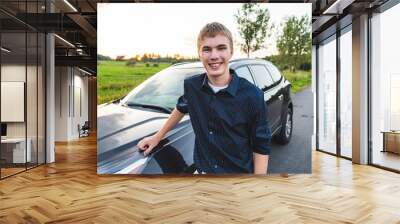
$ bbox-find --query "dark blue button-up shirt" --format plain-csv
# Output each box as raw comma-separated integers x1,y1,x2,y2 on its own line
176,70,271,174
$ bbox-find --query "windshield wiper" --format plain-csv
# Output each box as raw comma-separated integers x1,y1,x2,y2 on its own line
123,102,172,114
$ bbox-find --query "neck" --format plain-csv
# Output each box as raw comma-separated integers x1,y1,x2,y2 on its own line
207,70,231,87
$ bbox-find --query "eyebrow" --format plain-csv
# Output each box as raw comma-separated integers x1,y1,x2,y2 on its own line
202,44,228,49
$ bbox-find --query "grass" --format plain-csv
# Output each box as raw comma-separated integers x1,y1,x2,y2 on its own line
97,61,170,104
281,70,311,94
98,61,311,104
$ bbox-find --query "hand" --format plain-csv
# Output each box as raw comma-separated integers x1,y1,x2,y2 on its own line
253,153,269,174
137,134,161,156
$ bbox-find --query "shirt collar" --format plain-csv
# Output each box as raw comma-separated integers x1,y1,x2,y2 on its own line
201,68,239,96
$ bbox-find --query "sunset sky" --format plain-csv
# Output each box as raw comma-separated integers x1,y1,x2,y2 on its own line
98,3,311,59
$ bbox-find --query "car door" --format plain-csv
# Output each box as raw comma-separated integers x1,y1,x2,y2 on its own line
248,64,281,132
234,65,272,128
265,63,285,125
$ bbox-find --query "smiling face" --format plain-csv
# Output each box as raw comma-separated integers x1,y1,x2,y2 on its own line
198,34,233,78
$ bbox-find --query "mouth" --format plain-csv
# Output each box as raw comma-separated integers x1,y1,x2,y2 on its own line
208,62,223,70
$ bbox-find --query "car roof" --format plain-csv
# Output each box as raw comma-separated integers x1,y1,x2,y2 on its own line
171,58,272,70
171,61,204,69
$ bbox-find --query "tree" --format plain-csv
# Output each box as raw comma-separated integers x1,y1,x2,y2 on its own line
126,58,137,66
115,55,125,61
276,15,311,72
142,53,149,62
234,3,273,58
97,54,111,61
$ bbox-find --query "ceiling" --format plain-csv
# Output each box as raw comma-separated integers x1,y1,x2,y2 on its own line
308,0,390,43
1,0,395,75
0,0,99,75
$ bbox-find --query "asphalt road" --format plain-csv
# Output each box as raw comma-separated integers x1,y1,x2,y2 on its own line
268,87,313,174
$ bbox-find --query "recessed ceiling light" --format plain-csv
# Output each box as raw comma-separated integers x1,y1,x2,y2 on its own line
78,67,92,76
54,34,75,48
323,0,355,15
1,47,11,53
63,0,78,12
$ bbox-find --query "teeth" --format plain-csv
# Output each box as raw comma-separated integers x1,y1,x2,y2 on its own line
209,63,221,69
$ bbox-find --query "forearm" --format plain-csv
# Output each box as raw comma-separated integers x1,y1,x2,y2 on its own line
253,153,269,174
155,108,185,139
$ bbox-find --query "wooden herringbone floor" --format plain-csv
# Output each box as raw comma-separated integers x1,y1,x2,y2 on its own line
1,134,400,224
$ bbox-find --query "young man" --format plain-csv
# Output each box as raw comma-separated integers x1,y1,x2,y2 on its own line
137,22,271,174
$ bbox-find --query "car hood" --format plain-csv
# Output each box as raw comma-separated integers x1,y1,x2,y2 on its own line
97,103,191,174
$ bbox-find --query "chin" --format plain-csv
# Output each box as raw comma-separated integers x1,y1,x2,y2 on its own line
205,66,228,77
206,70,224,77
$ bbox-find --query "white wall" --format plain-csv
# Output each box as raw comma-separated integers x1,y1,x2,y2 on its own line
74,69,89,139
1,65,28,138
1,63,46,164
55,67,69,141
352,14,369,164
46,4,56,164
1,65,26,143
55,67,89,141
1,82,25,122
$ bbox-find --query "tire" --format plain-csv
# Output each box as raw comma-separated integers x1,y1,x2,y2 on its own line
274,106,293,144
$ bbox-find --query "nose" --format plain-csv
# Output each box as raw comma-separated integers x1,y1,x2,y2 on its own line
210,48,219,60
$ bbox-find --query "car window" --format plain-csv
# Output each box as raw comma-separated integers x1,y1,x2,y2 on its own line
235,66,255,84
250,64,274,90
266,63,282,83
123,67,203,109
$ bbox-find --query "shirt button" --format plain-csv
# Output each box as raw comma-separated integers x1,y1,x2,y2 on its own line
214,165,218,168
209,131,213,135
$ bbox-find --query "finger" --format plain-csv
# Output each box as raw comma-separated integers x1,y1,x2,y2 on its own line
137,142,143,150
138,139,149,150
138,139,144,148
143,145,153,156
139,144,148,151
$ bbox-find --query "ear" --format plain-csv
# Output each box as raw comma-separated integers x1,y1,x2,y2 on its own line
229,44,234,56
228,46,234,59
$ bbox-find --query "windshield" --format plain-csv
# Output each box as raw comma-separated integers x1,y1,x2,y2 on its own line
122,67,204,111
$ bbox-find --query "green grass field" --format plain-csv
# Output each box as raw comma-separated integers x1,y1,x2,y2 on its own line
98,61,311,104
98,61,170,104
282,70,311,94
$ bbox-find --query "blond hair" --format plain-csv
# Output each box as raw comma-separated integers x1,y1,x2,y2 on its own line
197,22,233,52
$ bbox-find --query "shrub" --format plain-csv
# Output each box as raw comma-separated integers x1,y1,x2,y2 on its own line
116,55,125,61
299,62,311,71
126,59,136,66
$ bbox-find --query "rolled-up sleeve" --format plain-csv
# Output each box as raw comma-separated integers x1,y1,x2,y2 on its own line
176,81,188,114
251,91,272,155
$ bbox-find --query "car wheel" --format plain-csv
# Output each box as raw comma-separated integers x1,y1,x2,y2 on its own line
275,107,293,144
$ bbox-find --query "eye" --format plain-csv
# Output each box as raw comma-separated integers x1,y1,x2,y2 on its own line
218,46,227,49
202,47,211,52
